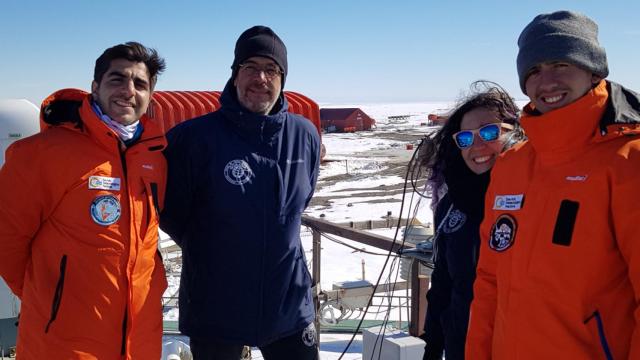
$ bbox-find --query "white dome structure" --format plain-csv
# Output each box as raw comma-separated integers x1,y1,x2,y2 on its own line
0,99,40,166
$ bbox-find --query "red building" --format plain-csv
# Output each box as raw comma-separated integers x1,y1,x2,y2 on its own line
320,108,375,133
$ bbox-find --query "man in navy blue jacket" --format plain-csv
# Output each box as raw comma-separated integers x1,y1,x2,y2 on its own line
161,26,321,360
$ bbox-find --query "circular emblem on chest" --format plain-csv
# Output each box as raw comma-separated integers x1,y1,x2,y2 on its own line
489,214,517,252
224,160,254,186
442,209,466,233
90,195,121,226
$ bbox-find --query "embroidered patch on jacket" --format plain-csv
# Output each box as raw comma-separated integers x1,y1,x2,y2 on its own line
493,194,524,211
223,160,254,186
442,209,466,233
88,176,121,191
489,214,517,252
301,322,317,347
90,195,121,226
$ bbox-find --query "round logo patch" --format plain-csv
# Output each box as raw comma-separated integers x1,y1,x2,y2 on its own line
90,195,121,226
489,214,517,252
301,322,317,347
442,209,466,234
224,160,254,186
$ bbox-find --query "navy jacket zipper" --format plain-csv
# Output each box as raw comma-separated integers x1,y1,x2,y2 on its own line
584,310,614,360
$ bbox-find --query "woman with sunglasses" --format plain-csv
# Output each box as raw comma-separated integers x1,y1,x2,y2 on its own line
420,81,524,360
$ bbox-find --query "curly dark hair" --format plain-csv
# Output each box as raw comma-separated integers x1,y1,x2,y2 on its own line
419,81,525,207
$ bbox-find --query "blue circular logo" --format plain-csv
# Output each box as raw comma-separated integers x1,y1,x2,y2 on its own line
90,195,121,226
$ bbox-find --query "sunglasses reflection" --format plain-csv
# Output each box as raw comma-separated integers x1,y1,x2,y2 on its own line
453,123,514,149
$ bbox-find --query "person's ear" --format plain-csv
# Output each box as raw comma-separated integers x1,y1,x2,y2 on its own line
91,81,98,99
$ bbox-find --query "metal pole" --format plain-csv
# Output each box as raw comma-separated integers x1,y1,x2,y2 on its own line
312,228,322,336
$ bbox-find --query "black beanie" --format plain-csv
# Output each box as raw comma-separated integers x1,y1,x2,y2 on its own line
517,10,608,94
231,25,288,86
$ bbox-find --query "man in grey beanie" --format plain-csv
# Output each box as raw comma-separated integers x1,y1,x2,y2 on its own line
467,10,640,360
161,25,320,360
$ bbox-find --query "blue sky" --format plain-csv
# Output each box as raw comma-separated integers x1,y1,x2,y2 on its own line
2,0,639,105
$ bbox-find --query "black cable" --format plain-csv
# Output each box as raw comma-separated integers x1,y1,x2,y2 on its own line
373,189,420,360
336,142,422,360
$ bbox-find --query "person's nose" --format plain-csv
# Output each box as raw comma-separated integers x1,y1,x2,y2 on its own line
537,68,559,92
120,79,135,97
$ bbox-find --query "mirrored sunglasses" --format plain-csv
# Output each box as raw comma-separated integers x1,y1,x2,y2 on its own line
452,123,513,149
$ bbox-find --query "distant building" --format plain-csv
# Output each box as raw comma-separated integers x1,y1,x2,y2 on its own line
320,108,375,133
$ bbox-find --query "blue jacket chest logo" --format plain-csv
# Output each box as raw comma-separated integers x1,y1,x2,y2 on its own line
224,159,254,186
442,209,466,234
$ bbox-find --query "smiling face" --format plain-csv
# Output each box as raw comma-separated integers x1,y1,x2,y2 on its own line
459,107,506,175
234,56,282,115
91,58,153,125
524,62,601,114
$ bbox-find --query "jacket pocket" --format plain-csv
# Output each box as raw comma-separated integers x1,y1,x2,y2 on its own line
149,182,160,215
584,310,614,360
45,255,67,333
143,181,161,231
552,200,579,246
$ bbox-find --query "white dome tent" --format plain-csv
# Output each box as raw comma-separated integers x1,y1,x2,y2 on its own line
0,98,39,354
0,99,40,166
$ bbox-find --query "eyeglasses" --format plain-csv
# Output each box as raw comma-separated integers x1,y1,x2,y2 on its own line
452,123,514,149
238,63,283,80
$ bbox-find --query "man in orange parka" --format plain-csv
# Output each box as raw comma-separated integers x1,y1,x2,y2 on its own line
0,42,167,359
466,11,640,360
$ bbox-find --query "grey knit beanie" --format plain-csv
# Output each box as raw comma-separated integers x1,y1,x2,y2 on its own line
517,10,608,94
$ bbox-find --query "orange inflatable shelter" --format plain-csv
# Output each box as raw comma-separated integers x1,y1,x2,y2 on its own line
149,91,321,136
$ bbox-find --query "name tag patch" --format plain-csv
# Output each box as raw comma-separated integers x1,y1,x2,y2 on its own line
89,176,121,191
493,194,524,211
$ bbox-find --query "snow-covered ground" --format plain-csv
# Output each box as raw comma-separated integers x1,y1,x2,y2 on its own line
161,102,452,359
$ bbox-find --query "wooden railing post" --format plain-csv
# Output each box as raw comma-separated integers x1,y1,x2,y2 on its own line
410,260,429,337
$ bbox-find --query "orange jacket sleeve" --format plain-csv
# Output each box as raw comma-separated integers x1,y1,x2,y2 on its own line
610,143,640,359
465,175,499,360
0,138,64,297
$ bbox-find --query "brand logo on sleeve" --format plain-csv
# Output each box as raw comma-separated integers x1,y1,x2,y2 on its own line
88,176,121,191
301,322,317,347
90,195,121,226
442,209,466,233
493,194,524,211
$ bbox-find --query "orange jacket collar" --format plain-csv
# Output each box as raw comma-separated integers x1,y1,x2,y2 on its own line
521,81,608,163
40,88,166,151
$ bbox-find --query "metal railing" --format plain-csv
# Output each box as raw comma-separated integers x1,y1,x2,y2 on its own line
301,215,429,337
